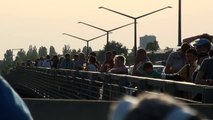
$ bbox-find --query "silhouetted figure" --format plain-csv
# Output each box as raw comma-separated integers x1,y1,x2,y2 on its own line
132,48,150,76
165,43,191,74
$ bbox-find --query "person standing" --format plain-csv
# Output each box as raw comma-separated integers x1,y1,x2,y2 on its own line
177,48,198,82
195,57,213,85
108,55,128,74
60,53,73,69
74,52,87,70
164,43,191,74
132,48,150,76
100,51,114,72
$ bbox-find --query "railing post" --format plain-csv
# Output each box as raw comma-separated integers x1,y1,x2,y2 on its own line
102,74,111,100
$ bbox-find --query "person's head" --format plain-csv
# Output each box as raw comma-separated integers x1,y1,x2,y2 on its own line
114,55,126,66
46,55,50,60
193,38,211,53
185,48,198,64
65,53,71,60
90,52,97,57
109,93,205,120
53,55,59,60
73,54,79,61
105,51,113,61
88,55,97,64
197,52,209,65
142,62,153,74
78,52,85,60
181,43,191,55
136,48,147,62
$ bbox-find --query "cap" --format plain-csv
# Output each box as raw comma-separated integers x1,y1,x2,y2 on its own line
193,38,210,47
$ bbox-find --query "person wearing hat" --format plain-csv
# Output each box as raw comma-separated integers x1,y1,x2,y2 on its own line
183,33,212,54
193,38,211,54
183,33,213,44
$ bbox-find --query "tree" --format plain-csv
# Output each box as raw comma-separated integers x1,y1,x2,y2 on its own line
4,49,13,64
16,50,27,62
2,49,14,76
82,46,92,56
27,45,38,60
105,40,128,56
49,46,57,55
62,45,71,55
97,40,128,63
145,41,160,52
38,46,48,57
71,49,78,58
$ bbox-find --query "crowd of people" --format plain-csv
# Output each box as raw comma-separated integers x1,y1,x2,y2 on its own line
164,33,213,86
5,33,213,120
19,33,213,87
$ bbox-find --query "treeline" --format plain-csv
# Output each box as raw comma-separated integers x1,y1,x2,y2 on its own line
0,39,163,76
0,41,133,76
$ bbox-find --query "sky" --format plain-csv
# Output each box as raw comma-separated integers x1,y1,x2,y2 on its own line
1,0,213,60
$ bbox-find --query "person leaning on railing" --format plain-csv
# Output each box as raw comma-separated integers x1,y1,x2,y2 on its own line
164,43,191,74
195,57,213,86
176,48,198,83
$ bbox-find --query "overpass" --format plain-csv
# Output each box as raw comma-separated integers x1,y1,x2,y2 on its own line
5,67,213,120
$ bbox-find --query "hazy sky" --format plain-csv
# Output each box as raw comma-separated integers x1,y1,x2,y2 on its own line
1,0,213,60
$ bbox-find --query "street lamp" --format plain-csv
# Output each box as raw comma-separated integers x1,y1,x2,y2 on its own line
11,48,23,61
62,33,107,57
99,6,172,59
178,0,182,46
78,22,133,51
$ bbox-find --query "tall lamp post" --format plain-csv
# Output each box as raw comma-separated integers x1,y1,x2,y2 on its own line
99,6,172,59
11,48,23,61
62,33,107,57
78,22,133,51
178,0,182,46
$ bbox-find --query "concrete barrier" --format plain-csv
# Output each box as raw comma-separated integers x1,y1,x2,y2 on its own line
25,99,112,120
25,99,213,120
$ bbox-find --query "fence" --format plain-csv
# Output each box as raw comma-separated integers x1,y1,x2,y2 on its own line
8,67,213,103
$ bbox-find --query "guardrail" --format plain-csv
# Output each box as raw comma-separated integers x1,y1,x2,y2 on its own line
7,67,213,103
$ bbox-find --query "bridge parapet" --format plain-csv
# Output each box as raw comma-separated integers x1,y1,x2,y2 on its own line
7,67,213,103
24,99,213,120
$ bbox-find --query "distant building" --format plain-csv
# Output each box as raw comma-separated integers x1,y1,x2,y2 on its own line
139,35,156,49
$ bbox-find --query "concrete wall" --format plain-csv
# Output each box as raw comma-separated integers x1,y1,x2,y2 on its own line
25,99,213,120
25,99,112,120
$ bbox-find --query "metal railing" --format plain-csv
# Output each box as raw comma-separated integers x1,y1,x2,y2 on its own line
8,67,213,103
